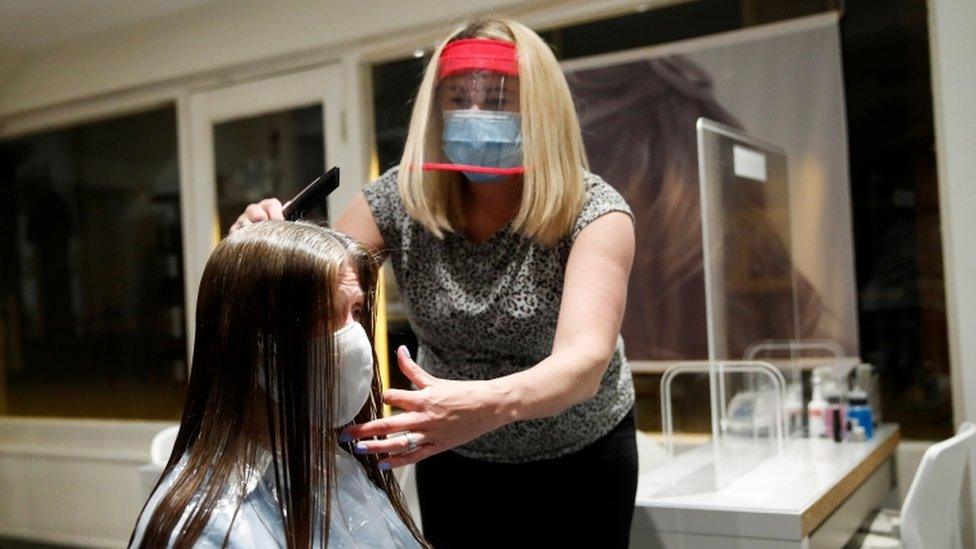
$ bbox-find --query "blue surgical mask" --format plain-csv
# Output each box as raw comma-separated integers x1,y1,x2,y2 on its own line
441,110,523,183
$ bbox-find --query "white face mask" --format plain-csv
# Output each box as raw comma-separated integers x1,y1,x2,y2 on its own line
331,321,375,427
257,321,374,428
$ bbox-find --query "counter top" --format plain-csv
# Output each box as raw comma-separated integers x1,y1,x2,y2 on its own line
634,424,899,540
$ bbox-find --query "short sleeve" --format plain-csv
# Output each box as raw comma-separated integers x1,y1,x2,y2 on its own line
571,172,635,240
361,167,406,252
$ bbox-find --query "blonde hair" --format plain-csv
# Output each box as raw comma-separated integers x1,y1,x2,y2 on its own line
397,18,588,246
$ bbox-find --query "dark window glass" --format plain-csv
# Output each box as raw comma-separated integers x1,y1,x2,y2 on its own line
373,58,428,173
841,0,950,439
214,105,326,236
0,105,186,419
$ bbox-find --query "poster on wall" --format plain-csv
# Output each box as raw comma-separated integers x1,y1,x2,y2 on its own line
564,14,859,365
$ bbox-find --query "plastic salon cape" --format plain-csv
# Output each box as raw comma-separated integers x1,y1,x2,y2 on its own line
130,448,421,548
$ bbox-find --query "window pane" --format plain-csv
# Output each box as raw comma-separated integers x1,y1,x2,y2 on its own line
841,0,951,439
214,105,326,236
0,105,186,419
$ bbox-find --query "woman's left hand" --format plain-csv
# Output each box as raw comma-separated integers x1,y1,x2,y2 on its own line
341,346,511,468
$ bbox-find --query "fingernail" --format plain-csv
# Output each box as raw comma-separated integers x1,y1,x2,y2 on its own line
399,346,411,359
338,432,353,444
378,462,391,471
354,443,368,455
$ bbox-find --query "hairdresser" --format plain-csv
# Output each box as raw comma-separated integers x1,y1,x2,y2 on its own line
231,18,636,549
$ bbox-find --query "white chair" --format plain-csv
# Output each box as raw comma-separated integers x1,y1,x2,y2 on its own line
847,422,976,548
150,425,180,466
138,425,180,501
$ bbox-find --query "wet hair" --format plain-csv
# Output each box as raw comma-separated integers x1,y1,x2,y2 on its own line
132,221,426,548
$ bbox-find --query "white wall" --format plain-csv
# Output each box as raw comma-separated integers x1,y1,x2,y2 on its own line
929,0,976,427
0,419,174,547
0,0,526,118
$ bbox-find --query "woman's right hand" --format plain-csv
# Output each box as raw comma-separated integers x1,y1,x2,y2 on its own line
229,198,286,233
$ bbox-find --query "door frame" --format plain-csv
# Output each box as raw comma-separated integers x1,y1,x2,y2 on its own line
180,64,355,354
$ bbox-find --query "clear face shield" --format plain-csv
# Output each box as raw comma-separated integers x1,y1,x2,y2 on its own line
422,38,524,183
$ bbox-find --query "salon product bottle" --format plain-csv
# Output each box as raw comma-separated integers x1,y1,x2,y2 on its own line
807,377,827,439
832,407,843,442
825,391,846,440
786,384,803,435
846,388,874,440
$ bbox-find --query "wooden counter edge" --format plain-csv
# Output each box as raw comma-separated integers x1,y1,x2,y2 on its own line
800,425,901,536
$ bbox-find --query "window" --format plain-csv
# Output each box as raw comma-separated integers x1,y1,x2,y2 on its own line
213,105,327,237
840,0,950,439
0,105,186,419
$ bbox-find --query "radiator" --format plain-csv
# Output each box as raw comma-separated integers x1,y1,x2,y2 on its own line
0,418,174,548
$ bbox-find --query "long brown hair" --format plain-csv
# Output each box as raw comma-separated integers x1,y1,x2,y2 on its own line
133,221,425,548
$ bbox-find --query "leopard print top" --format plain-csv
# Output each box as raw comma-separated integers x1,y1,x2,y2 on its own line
363,168,635,463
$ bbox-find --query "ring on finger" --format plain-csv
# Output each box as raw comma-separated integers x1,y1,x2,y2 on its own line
405,432,419,452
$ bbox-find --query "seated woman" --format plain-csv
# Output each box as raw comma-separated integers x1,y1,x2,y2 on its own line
129,221,426,548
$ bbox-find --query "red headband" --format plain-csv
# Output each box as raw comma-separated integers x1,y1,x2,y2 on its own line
438,38,518,80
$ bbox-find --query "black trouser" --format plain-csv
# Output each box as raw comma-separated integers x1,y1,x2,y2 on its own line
415,409,638,549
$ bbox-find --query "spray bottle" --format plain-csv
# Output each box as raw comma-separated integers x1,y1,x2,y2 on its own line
807,374,828,439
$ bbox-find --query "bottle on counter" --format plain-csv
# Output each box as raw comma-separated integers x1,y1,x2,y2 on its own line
786,383,804,436
825,390,847,442
807,375,828,439
847,418,867,442
846,387,874,440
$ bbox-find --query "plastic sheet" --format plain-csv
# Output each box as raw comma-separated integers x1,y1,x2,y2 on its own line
130,447,421,548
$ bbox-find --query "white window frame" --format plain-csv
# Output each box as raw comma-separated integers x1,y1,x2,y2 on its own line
181,64,358,353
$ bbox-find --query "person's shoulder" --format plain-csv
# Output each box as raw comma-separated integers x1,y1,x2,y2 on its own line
582,171,629,208
363,166,400,198
362,166,405,213
361,166,409,246
572,171,634,240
